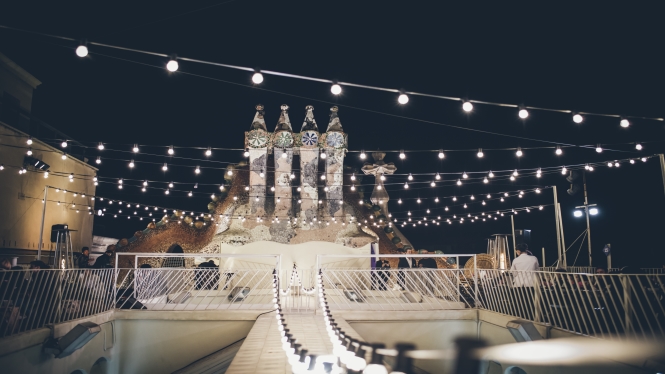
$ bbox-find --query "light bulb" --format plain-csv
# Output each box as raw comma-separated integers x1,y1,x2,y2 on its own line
398,93,409,104
360,151,366,160
168,182,174,188
44,171,48,178
281,152,287,158
408,173,413,180
620,118,630,128
488,171,494,178
61,140,68,148
555,146,563,155
252,72,264,84
596,145,603,153
462,172,468,179
166,59,179,72
351,173,356,180
483,177,488,183
195,166,201,174
61,153,67,160
143,180,148,186
574,210,583,217
404,183,409,189
477,148,484,158
168,146,174,155
133,144,139,153
205,147,212,156
430,181,436,187
399,150,405,159
573,113,583,123
462,101,473,112
26,137,33,145
516,147,523,157
129,160,135,168
76,45,88,57
456,179,462,186
435,173,441,180
331,84,342,95
512,170,518,177
518,108,529,119
635,143,642,151
561,166,567,175
398,198,402,204
320,151,327,159
243,149,249,157
260,171,265,178
162,163,168,171
437,149,445,159
27,148,32,155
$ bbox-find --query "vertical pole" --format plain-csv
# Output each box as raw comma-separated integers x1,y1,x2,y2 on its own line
510,215,517,260
558,203,567,267
553,186,562,265
607,253,612,270
542,247,546,268
473,255,478,306
659,154,665,198
37,187,48,260
583,172,592,267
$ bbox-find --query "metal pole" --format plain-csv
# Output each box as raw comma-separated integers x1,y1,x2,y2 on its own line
37,187,48,260
583,172,593,267
553,186,562,265
659,154,665,198
510,215,517,260
542,247,546,267
558,203,567,267
607,253,612,270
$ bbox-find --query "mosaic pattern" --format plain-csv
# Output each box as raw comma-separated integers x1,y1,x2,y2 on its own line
325,132,345,148
247,130,268,148
274,131,293,148
301,131,318,146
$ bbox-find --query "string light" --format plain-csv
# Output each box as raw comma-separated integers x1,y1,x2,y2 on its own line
195,166,201,174
404,182,409,189
595,144,603,153
97,142,104,150
435,173,441,180
635,143,643,151
351,173,356,181
456,179,462,186
205,147,212,156
512,169,519,177
477,148,484,158
561,166,567,174
133,144,139,153
168,146,175,155
243,149,249,157
462,172,468,179
162,163,168,171
166,58,179,72
518,108,529,119
462,101,473,112
573,113,584,123
75,44,88,57
26,148,32,156
398,93,409,104
129,160,135,168
620,118,630,128
252,71,264,84
515,147,523,157
408,173,413,181
399,150,406,159
61,140,68,148
43,171,48,178
320,151,327,159
555,146,563,155
359,151,366,160
488,171,494,178
438,149,445,159
331,84,342,95
168,182,174,188
483,177,489,183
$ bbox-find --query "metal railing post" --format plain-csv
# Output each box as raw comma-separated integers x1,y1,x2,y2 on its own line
622,275,632,335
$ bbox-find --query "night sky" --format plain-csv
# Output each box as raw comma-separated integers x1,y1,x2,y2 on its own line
1,1,664,269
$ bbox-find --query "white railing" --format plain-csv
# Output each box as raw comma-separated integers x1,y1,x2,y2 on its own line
0,268,115,338
320,268,472,311
540,266,597,273
642,268,665,275
476,270,665,340
115,268,276,310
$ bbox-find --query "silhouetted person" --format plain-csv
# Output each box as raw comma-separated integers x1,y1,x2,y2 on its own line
75,247,91,268
93,250,113,269
397,250,416,290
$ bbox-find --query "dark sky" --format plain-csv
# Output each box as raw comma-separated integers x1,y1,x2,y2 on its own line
1,1,664,269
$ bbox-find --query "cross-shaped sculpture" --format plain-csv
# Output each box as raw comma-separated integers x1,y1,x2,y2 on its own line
361,152,396,213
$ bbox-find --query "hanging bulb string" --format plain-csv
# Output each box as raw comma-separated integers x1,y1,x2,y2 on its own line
2,38,653,154
394,204,552,224
1,23,662,125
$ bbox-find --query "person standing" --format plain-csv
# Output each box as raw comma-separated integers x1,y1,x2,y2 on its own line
510,243,539,319
76,247,91,269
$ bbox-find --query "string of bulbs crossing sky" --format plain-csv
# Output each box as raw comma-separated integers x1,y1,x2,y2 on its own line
1,24,661,128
